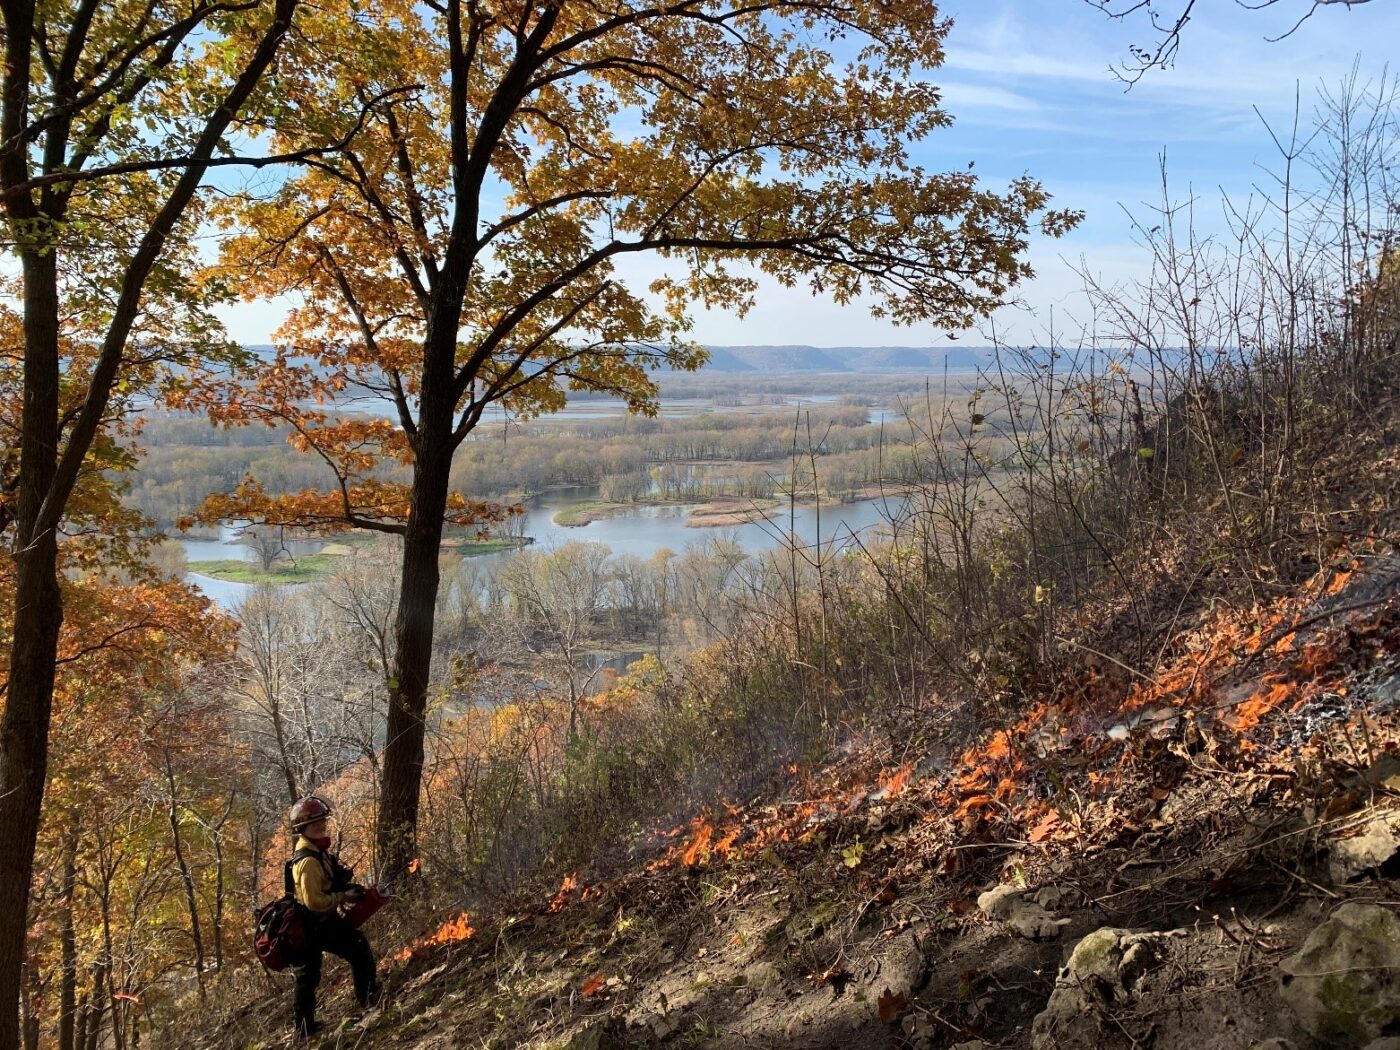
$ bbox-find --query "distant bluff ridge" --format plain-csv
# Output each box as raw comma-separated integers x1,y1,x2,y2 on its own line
243,343,1024,374
694,344,995,372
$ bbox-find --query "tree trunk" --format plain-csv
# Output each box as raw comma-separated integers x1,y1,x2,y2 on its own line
58,830,79,1050
82,963,106,1050
18,964,38,1050
101,894,123,1050
0,247,64,1050
73,975,91,1050
271,699,299,805
249,820,264,903
212,811,227,972
163,757,206,988
376,435,452,879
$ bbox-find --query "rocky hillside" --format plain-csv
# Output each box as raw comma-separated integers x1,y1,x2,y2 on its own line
157,366,1400,1050
170,535,1400,1050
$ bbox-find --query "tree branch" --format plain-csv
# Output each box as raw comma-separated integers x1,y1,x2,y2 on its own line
4,84,418,202
37,0,303,539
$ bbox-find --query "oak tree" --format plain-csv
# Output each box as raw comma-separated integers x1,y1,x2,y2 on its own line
0,0,308,1041
198,0,1078,877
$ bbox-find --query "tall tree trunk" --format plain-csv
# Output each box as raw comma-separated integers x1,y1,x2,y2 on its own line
58,829,79,1050
0,2,297,1035
270,699,299,804
0,246,63,1050
101,897,123,1050
249,820,264,903
211,804,228,972
81,963,105,1050
18,964,38,1050
74,971,91,1050
163,757,206,987
376,432,452,879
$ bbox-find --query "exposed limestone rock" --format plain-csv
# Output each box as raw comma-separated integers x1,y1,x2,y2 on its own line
977,883,1070,940
1031,927,1173,1050
1279,902,1400,1046
864,929,926,999
640,1011,680,1041
1329,806,1400,882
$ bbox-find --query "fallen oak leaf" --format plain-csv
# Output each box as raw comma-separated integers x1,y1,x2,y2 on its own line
581,974,607,997
876,988,910,1023
1028,813,1062,843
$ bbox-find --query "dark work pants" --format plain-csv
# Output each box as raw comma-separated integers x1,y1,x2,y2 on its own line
292,913,378,1029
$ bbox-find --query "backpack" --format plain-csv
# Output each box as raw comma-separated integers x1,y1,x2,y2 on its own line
253,848,318,972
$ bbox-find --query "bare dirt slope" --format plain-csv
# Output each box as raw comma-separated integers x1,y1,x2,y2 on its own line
163,394,1400,1050
172,539,1400,1050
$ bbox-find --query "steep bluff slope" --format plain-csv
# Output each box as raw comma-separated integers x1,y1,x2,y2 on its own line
173,419,1400,1050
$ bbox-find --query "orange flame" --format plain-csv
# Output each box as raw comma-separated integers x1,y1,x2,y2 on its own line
388,910,475,965
878,763,914,798
430,912,475,944
549,873,579,913
680,821,714,867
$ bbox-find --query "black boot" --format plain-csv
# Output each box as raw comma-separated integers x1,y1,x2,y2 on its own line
357,979,383,1010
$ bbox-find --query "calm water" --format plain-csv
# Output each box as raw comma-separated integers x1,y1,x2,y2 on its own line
184,491,905,610
334,391,902,427
183,393,914,610
515,489,900,558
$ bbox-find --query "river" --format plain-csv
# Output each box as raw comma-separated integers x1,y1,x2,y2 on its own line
333,390,903,427
184,488,906,611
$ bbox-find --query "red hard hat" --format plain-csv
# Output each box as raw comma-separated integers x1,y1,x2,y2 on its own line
288,795,333,830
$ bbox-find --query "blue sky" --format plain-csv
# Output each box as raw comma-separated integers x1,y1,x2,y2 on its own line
219,0,1400,348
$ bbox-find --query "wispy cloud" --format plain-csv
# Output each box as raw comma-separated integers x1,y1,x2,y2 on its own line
943,47,1108,84
936,81,1043,112
217,0,1400,349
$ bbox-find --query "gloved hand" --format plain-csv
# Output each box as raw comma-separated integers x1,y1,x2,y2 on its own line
344,885,366,903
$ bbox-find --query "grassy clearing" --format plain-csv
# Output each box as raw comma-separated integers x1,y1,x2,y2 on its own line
441,536,532,555
553,500,634,526
186,554,341,584
191,536,528,583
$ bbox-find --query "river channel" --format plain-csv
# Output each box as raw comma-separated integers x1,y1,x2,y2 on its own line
184,488,907,611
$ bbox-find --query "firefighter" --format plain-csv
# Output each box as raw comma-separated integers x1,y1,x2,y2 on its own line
287,795,379,1038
